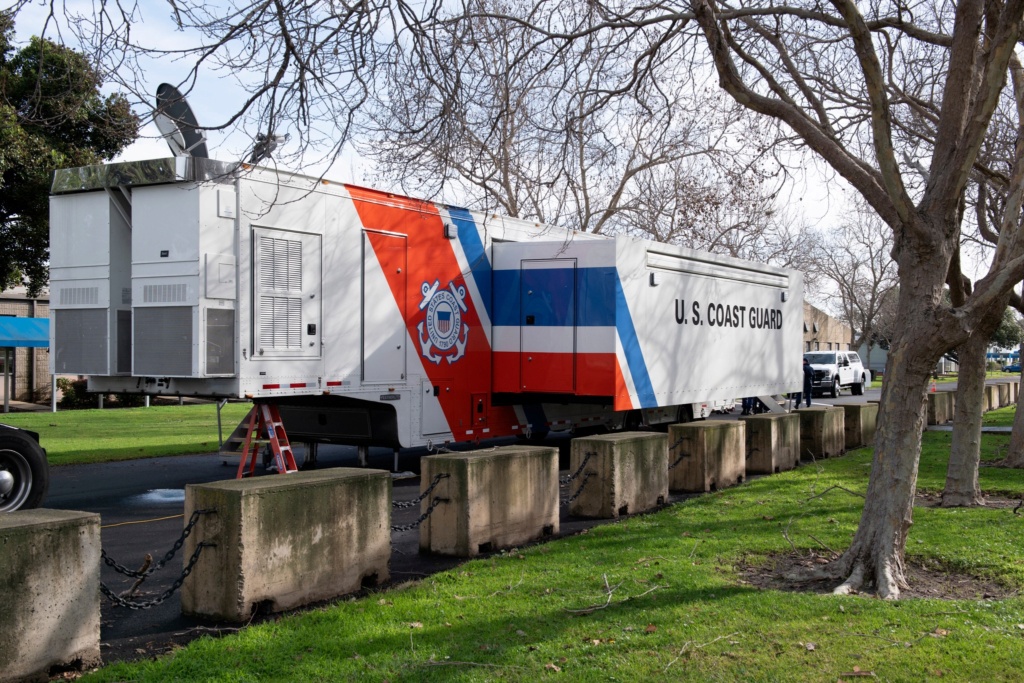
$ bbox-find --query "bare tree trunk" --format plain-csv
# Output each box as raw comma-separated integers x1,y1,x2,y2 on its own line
786,332,937,599
1007,341,1024,467
942,330,990,506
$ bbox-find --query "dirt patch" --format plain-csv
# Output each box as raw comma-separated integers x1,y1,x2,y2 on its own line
915,491,1024,510
737,551,1018,600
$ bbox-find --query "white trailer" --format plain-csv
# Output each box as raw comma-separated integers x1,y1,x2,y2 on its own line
49,158,803,451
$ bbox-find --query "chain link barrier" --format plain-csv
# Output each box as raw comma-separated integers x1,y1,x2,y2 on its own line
668,450,691,470
560,451,593,486
101,509,214,579
99,508,216,610
393,473,450,509
667,434,691,470
100,542,214,610
391,496,449,532
564,472,595,505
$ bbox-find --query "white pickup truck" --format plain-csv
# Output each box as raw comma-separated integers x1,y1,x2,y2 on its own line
804,350,871,397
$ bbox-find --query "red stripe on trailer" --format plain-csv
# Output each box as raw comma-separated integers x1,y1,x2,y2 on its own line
263,384,281,389
290,383,306,388
326,381,342,386
614,359,634,411
493,351,616,396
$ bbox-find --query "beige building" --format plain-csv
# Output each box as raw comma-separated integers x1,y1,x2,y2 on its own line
803,302,854,353
0,288,51,404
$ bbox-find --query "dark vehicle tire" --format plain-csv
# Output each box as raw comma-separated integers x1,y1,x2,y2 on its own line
829,378,840,398
0,426,49,512
852,376,865,396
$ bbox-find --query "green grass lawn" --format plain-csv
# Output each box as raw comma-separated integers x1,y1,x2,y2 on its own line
78,431,1024,682
0,403,253,465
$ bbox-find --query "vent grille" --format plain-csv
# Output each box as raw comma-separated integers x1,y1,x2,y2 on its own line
59,287,99,306
259,296,302,349
134,306,193,376
143,284,188,303
116,310,132,374
54,309,107,374
206,308,235,375
259,236,302,291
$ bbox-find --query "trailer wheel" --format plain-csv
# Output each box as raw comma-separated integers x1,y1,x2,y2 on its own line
829,378,840,398
623,410,643,431
0,428,49,512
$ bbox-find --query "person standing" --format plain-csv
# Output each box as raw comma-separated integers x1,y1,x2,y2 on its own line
801,357,814,408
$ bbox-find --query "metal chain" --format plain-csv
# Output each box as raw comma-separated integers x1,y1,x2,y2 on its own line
100,542,214,610
668,451,691,470
564,472,595,505
560,451,594,486
391,496,449,532
101,509,215,579
668,433,691,452
393,473,450,509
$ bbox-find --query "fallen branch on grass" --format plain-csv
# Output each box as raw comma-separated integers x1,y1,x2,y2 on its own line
563,574,665,615
663,632,740,672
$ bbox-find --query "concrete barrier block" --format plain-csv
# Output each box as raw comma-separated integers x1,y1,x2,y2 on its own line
567,432,668,518
739,413,800,475
1009,381,1019,404
927,391,954,425
842,403,879,450
996,382,1010,408
667,421,745,492
983,384,999,412
181,469,391,622
0,510,101,683
797,406,845,460
420,446,558,557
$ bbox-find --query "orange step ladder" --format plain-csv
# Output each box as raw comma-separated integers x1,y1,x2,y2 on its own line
236,404,299,478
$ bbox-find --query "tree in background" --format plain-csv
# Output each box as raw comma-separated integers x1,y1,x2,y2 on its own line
809,201,898,353
942,52,1024,504
367,3,812,272
0,11,137,296
944,305,1024,506
987,308,1024,356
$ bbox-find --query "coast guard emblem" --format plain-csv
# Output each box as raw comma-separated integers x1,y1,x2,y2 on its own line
417,279,470,364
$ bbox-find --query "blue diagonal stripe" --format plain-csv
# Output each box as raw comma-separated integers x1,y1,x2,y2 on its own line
615,275,657,408
447,207,492,323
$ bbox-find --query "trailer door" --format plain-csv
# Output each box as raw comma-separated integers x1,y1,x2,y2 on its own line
520,258,576,393
362,231,407,382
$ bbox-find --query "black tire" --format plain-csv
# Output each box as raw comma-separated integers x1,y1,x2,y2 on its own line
0,427,49,512
622,409,643,431
829,377,840,398
852,375,864,396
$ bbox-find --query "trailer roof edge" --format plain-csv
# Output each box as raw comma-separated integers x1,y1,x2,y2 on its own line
51,157,240,194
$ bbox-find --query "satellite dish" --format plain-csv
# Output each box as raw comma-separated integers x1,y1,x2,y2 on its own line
154,83,209,158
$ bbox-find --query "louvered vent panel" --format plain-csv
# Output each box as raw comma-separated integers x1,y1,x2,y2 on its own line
259,237,302,291
134,306,193,376
116,310,132,374
205,309,235,375
143,284,188,303
53,309,107,374
259,296,302,349
59,287,99,306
